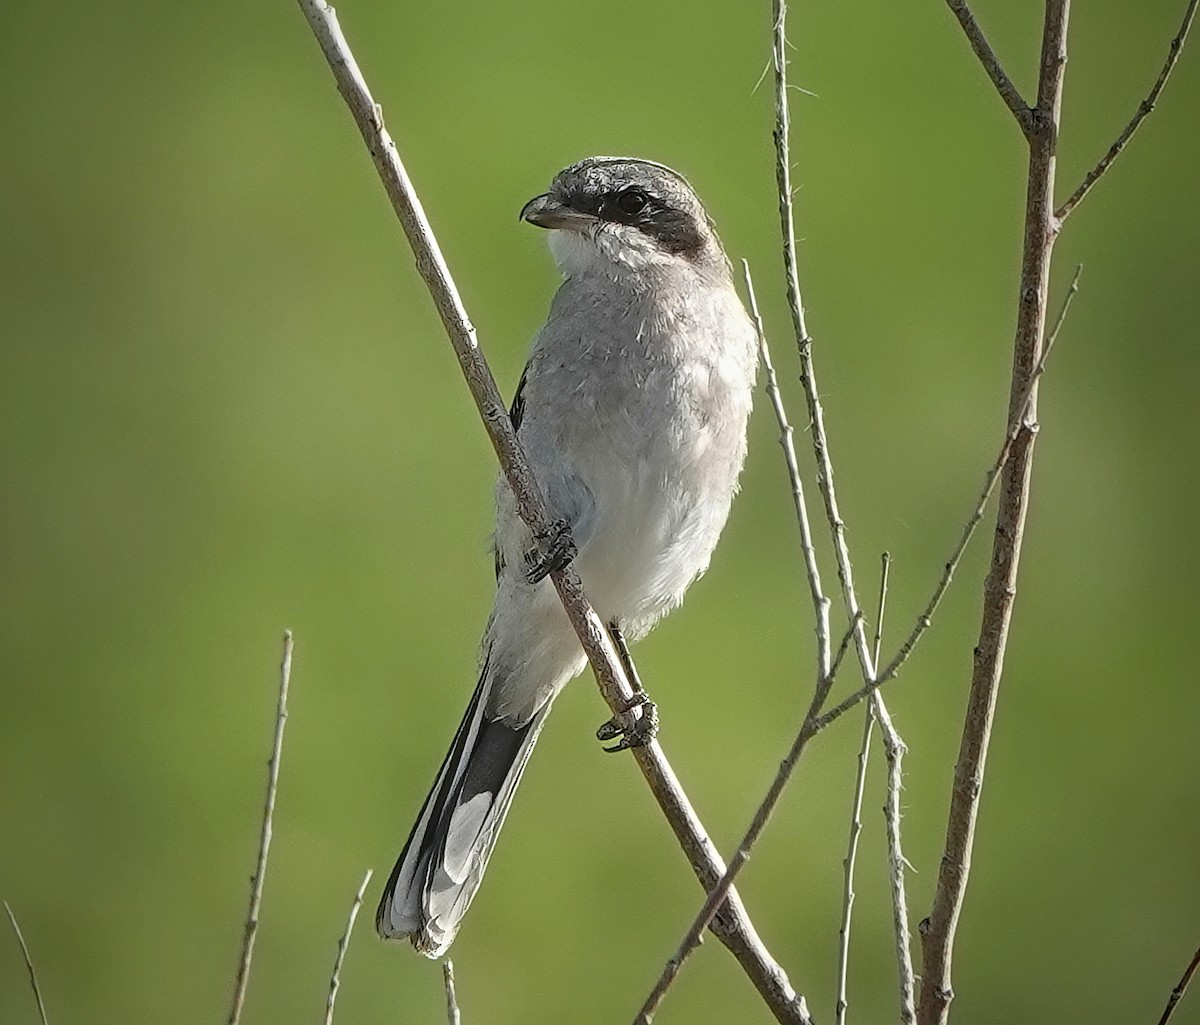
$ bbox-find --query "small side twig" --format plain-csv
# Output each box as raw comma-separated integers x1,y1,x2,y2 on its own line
1057,0,1198,222
834,709,874,1025
228,630,294,1025
323,869,373,1025
444,960,462,1025
1156,943,1200,1025
833,553,890,1025
943,0,1033,131
3,901,51,1025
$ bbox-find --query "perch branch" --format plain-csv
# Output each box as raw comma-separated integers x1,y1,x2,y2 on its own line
227,630,293,1025
917,4,1071,1022
295,5,810,1022
1057,0,1198,222
3,901,50,1025
323,869,373,1025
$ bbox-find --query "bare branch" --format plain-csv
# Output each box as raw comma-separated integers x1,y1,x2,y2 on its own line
323,869,373,1025
772,0,876,687
834,710,874,1025
3,902,50,1025
228,630,293,1025
943,0,1033,132
917,4,1072,1022
1157,943,1200,1025
880,265,1082,685
1057,0,1199,222
294,6,809,1022
834,553,890,1025
742,259,832,674
444,960,462,1025
872,699,916,1025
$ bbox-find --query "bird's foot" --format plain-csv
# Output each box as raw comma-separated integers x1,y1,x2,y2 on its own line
525,520,576,585
596,690,659,753
524,518,577,584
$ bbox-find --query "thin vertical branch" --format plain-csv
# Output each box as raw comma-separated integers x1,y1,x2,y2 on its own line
323,869,373,1025
295,5,810,1021
3,902,51,1025
1057,0,1198,222
228,630,294,1025
834,710,874,1025
917,4,1071,1022
444,960,463,1025
872,699,916,1025
1156,943,1200,1025
742,259,832,672
834,553,891,1025
772,0,876,685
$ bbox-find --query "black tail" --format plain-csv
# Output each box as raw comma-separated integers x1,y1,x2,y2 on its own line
375,662,549,956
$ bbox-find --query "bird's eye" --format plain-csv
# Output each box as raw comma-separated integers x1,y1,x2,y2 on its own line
615,187,649,215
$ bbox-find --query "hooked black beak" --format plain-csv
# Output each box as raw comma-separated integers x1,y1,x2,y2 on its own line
519,193,595,232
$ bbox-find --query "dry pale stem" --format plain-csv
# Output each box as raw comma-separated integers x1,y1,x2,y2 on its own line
444,960,462,1025
323,869,373,1025
227,631,293,1025
4,901,51,1025
834,710,874,1025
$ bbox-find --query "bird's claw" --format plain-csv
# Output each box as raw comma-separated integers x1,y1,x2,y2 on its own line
597,691,659,753
524,518,577,584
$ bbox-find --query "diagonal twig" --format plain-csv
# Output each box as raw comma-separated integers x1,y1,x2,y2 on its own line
323,869,373,1025
295,5,811,1022
1157,943,1200,1025
228,630,294,1025
811,265,1081,735
1057,0,1199,222
879,264,1083,687
943,0,1033,132
4,901,51,1025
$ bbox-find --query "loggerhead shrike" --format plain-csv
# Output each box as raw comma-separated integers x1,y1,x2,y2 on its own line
376,156,758,956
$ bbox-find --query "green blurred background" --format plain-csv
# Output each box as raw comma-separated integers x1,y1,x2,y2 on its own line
2,0,1197,1022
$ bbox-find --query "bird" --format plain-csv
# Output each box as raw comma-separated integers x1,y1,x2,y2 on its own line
376,156,759,956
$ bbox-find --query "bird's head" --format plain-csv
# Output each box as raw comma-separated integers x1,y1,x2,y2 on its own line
520,156,725,281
